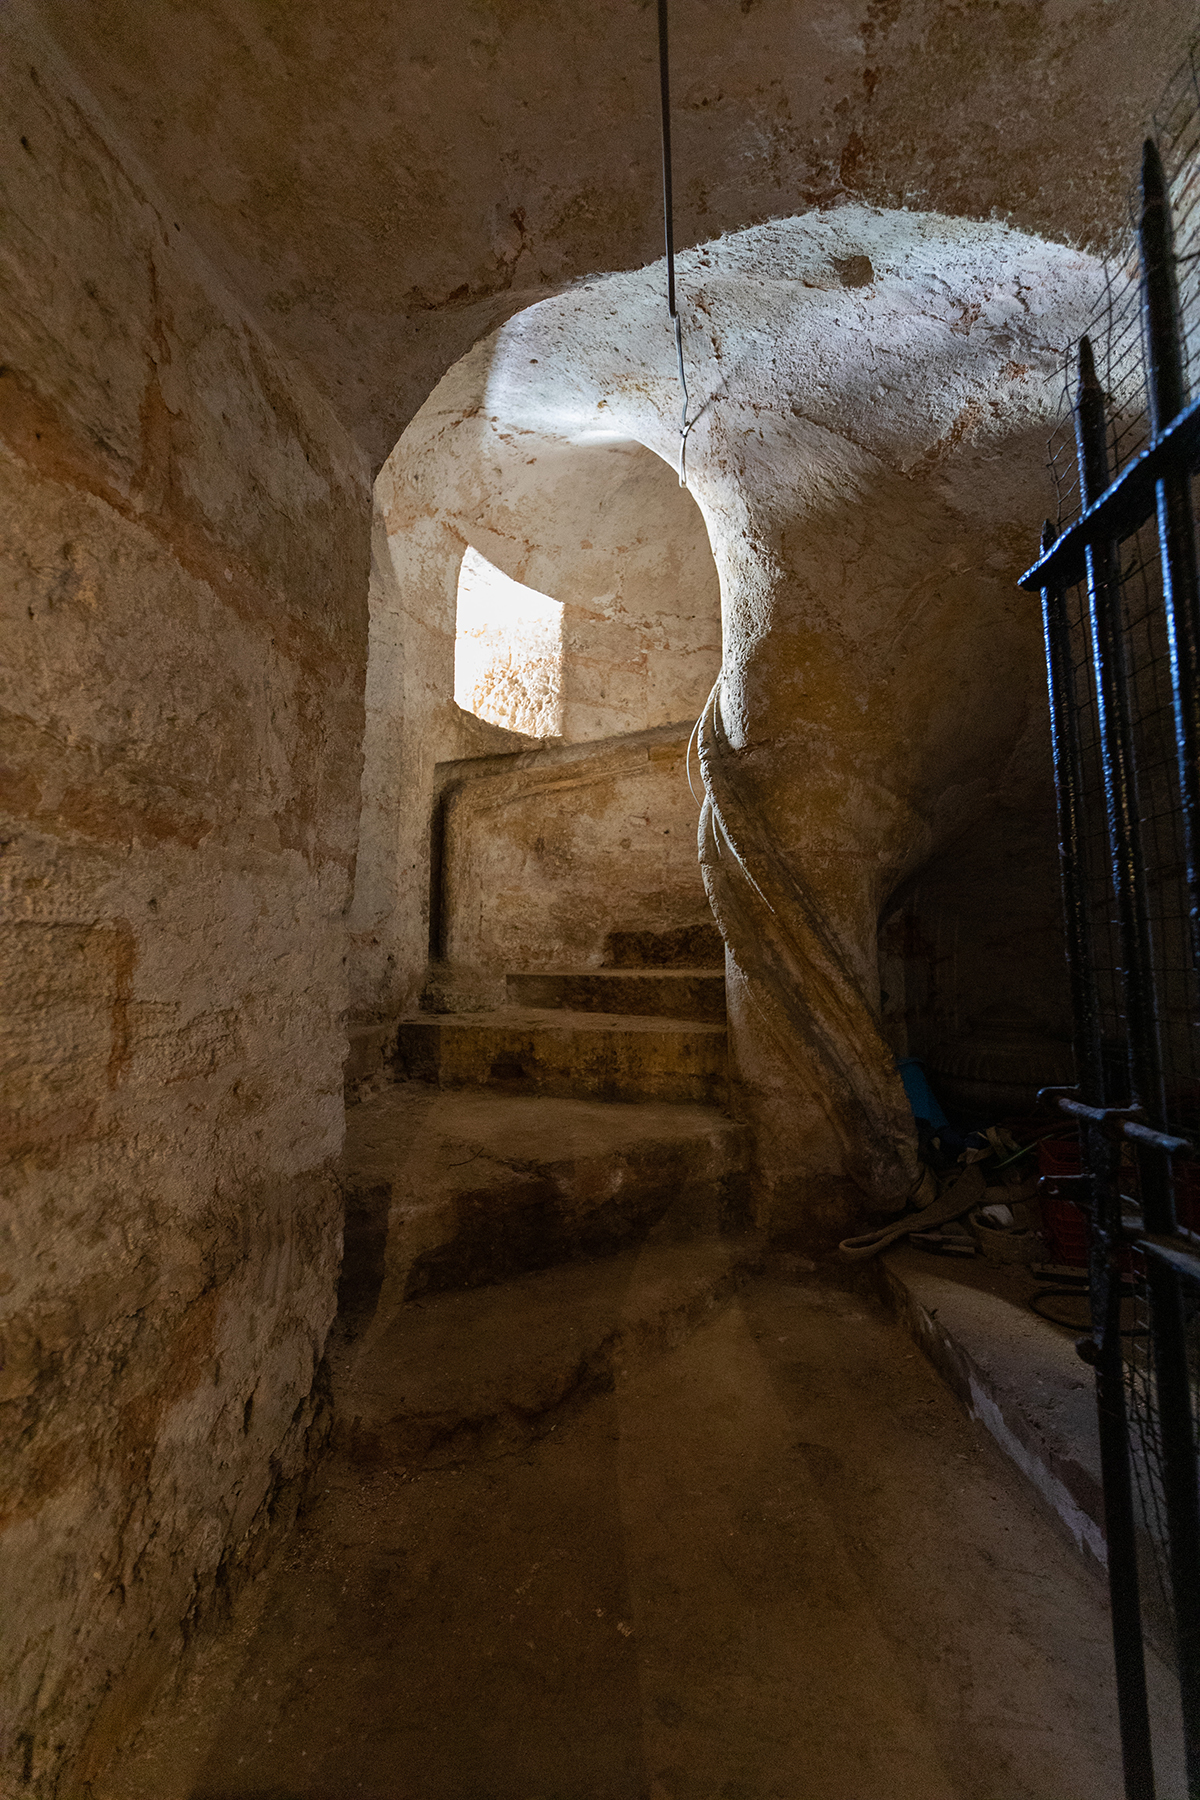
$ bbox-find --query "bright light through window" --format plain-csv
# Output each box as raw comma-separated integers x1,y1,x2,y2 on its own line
454,546,564,738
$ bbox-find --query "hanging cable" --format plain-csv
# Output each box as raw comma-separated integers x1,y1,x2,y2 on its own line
657,0,692,486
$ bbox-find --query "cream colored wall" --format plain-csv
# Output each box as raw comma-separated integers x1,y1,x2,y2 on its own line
439,725,711,977
439,210,1104,1240
21,0,1193,463
351,374,721,1031
0,20,371,1789
459,436,722,746
0,3,1180,1790
455,549,565,738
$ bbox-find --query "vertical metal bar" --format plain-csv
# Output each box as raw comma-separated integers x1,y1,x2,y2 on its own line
1042,526,1157,1797
656,0,691,484
1139,139,1200,1794
1143,139,1200,979
1142,139,1187,430
1075,338,1170,1151
1144,1240,1200,1800
1041,521,1105,1107
1093,1125,1159,1800
656,0,676,320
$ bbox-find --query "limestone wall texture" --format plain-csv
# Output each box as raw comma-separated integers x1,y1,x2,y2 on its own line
23,0,1193,463
1,4,1183,1785
0,20,370,1791
453,436,721,747
438,725,711,978
446,209,1105,1240
351,371,720,1032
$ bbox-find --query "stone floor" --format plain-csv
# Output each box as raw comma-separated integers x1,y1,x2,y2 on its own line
97,1265,1184,1800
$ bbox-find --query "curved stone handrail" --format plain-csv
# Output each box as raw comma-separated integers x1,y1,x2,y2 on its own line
697,680,918,1221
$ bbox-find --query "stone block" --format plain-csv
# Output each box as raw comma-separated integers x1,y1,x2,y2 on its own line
395,1008,728,1105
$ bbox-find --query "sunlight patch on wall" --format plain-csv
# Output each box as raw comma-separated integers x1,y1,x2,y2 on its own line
454,546,564,737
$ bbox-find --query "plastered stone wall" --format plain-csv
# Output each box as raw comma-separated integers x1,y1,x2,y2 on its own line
438,724,712,978
442,208,1104,1239
0,21,370,1790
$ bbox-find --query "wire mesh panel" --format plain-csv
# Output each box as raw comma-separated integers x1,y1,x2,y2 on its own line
1066,523,1200,1128
1049,46,1200,534
1066,523,1200,1624
1023,38,1200,1800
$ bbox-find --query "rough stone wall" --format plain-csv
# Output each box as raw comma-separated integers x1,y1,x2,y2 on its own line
448,210,1104,1239
23,0,1193,462
455,438,721,746
447,440,723,748
439,725,711,977
454,548,565,739
880,813,1073,1090
0,20,370,1791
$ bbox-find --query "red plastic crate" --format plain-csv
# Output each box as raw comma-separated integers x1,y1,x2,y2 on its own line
1037,1133,1082,1180
1039,1182,1090,1266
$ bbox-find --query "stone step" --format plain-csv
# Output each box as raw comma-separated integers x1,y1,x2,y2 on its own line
506,967,726,1022
333,1230,765,1470
395,1006,728,1105
338,1085,751,1314
603,921,725,968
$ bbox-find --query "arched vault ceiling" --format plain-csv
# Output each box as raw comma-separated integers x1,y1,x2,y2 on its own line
19,0,1195,463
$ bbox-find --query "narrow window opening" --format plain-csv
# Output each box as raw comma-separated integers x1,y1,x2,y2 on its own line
454,546,564,738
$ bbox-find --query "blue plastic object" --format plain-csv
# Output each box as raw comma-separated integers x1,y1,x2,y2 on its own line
895,1057,949,1130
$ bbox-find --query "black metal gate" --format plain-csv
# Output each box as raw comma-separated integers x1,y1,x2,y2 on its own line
1020,60,1200,1800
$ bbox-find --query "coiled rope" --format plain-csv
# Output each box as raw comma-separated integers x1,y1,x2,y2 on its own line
657,0,693,486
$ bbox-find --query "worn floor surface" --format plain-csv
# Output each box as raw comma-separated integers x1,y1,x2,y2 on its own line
99,1274,1183,1800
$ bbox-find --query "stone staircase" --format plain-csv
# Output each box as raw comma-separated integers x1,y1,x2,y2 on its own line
333,931,760,1468
395,972,729,1105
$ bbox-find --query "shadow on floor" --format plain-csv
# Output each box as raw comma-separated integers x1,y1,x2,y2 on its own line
101,1271,1183,1800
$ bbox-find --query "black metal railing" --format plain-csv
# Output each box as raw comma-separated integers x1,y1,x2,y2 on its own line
1021,133,1200,1800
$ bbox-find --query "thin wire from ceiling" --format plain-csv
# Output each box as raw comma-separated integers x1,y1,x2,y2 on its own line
657,0,693,486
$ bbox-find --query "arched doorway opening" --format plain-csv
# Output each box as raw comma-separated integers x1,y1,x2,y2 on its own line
347,315,723,1052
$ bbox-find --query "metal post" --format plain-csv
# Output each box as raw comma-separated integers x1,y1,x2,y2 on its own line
656,0,676,319
1095,1126,1159,1800
1042,525,1157,1796
1041,520,1105,1108
1074,338,1170,1156
1138,138,1200,1794
1143,1233,1200,1800
1143,139,1200,985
